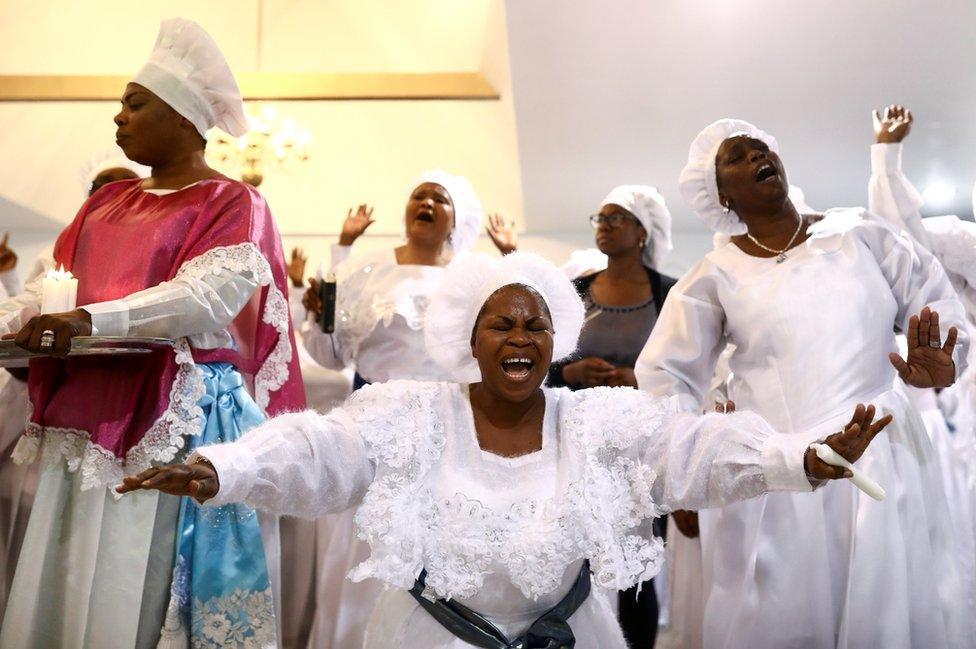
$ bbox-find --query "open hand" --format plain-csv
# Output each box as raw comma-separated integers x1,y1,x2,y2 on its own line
302,278,323,317
873,104,913,144
339,204,375,246
116,461,219,503
0,232,16,273
486,213,518,255
804,404,892,480
889,306,957,388
288,247,308,288
14,309,92,357
562,356,616,387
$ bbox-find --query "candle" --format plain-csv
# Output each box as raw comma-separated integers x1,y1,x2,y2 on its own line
40,265,79,314
811,443,886,501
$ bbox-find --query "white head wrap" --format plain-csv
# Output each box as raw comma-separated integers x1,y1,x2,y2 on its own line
413,169,484,254
77,148,150,196
679,118,780,235
599,184,672,269
425,252,585,383
132,18,247,138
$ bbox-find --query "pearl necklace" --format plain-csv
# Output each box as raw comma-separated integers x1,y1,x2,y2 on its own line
746,214,804,263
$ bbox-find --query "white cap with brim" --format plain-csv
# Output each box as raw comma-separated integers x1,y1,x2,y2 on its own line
132,18,248,138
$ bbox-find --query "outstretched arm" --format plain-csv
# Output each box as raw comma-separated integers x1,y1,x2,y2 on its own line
118,409,375,520
640,397,890,512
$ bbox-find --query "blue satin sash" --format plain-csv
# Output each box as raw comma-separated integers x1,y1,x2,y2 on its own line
158,362,276,648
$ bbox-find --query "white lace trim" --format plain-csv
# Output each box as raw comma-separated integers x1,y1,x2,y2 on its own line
173,242,293,411
11,242,293,491
349,383,667,600
13,339,205,494
333,260,440,365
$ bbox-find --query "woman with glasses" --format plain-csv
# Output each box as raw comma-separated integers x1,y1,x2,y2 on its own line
548,185,675,391
546,185,676,648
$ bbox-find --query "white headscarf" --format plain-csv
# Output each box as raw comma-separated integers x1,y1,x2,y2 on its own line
414,169,484,254
599,184,672,270
425,252,585,383
132,18,248,137
679,118,780,235
77,148,150,196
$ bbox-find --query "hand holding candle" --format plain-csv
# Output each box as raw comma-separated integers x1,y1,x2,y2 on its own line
803,403,893,485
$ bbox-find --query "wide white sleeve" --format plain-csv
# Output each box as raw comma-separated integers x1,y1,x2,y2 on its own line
301,320,346,370
646,407,814,511
83,267,260,338
867,143,930,247
861,219,970,373
635,271,726,412
194,408,375,519
574,388,814,514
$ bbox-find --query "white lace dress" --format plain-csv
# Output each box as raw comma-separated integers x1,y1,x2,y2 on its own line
198,380,815,649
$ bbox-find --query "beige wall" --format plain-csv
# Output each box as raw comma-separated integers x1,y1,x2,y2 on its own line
0,0,525,277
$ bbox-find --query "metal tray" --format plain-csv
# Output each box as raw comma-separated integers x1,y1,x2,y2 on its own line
0,337,175,367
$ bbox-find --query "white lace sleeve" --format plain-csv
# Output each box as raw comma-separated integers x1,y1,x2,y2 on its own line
197,409,375,519
196,380,442,519
569,388,813,514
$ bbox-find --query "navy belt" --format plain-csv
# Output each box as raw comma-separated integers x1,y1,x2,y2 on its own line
408,561,591,649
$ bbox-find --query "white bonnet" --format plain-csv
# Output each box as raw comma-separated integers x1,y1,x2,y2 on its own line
414,169,484,254
132,18,248,138
599,184,672,270
424,252,585,383
678,119,779,235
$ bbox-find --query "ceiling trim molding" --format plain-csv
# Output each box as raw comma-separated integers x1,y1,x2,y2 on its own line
0,72,499,101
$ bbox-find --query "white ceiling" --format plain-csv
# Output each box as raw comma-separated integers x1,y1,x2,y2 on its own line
506,0,976,233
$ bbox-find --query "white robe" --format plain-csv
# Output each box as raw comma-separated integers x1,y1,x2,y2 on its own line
636,209,973,649
300,247,455,648
198,380,816,649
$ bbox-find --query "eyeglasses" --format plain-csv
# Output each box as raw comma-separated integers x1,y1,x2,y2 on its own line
589,213,637,229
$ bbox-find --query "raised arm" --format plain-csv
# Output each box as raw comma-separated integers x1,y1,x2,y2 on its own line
868,105,929,245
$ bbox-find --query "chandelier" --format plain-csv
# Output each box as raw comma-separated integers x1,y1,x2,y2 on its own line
207,103,311,187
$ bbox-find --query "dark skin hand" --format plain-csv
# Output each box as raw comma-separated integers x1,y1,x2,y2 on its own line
9,309,93,357
0,232,17,273
889,306,958,388
117,286,893,500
